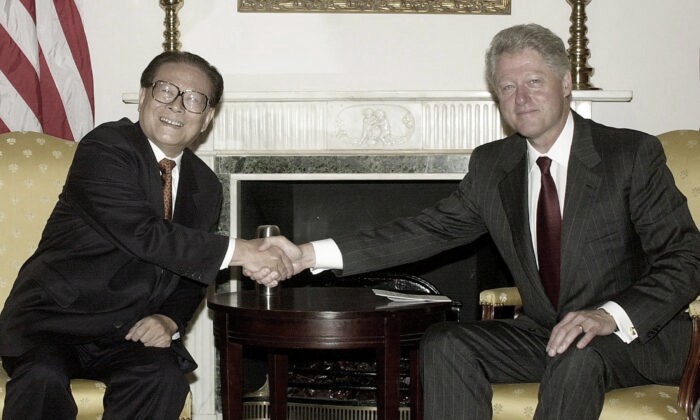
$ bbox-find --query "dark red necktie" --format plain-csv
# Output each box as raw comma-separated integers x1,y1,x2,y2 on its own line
159,158,176,221
536,156,561,307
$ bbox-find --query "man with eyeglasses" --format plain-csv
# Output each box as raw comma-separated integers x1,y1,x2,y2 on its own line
0,51,301,420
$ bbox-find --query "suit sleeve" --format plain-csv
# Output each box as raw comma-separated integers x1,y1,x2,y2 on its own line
335,150,490,276
65,125,229,286
614,135,700,342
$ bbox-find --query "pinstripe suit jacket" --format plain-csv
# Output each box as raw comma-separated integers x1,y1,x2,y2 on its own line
335,112,700,373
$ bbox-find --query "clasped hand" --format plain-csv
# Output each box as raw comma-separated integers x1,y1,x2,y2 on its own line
235,236,314,287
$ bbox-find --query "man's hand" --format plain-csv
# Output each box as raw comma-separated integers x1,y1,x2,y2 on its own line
546,309,617,357
125,314,178,348
232,237,300,286
243,239,316,285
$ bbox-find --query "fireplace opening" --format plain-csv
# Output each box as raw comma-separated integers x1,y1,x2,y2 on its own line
234,179,514,416
237,180,513,321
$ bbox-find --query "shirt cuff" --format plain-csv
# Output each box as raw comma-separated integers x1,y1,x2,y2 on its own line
599,301,638,344
309,238,343,273
220,238,236,270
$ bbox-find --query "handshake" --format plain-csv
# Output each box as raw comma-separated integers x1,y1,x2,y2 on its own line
230,236,316,288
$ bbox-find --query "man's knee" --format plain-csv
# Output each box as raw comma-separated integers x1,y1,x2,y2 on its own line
422,321,477,347
7,356,71,390
123,349,186,390
547,346,606,381
420,321,485,373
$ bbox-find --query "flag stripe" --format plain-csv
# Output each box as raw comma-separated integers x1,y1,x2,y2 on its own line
55,0,94,108
38,49,73,138
0,23,42,120
37,0,93,139
0,0,93,141
0,70,42,132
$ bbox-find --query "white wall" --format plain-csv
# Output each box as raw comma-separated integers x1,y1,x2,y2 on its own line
82,0,699,137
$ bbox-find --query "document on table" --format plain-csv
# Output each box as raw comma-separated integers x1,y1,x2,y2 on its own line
372,289,452,303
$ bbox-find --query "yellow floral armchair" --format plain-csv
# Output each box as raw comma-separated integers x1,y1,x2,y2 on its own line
479,130,700,420
0,132,192,419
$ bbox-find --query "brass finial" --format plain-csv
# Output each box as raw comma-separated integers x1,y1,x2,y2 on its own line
160,0,184,52
566,0,599,90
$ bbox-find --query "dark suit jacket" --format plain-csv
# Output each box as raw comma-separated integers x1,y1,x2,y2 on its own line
334,112,700,378
0,119,229,370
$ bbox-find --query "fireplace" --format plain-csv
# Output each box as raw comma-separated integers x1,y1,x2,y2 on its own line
122,88,631,418
222,159,513,420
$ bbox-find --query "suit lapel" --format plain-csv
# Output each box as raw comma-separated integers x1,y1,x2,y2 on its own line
498,136,546,301
173,153,197,226
130,122,165,218
173,150,221,230
559,113,603,304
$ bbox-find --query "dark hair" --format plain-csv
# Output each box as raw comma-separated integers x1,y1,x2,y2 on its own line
140,51,224,107
485,24,570,93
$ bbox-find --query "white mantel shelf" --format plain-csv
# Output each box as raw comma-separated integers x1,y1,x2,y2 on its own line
122,89,632,102
123,90,633,158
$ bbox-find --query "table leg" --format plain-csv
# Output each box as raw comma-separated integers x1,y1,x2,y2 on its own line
268,351,289,420
409,346,423,420
220,340,244,420
377,316,401,420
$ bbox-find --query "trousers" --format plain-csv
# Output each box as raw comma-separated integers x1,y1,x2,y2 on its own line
2,340,189,420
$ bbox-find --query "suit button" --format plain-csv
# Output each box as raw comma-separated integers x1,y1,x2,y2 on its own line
113,322,123,329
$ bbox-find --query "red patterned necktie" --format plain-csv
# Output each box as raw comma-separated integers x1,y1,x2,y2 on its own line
159,158,176,221
536,156,561,307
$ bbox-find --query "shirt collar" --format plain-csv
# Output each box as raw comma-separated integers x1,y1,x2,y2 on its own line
148,140,183,168
527,111,574,171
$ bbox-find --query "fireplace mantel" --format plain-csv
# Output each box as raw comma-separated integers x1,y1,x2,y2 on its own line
123,89,632,420
123,89,632,159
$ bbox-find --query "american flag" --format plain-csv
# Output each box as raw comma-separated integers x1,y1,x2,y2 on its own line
0,0,94,141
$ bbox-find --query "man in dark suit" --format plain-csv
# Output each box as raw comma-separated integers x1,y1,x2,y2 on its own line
271,24,700,419
0,51,298,420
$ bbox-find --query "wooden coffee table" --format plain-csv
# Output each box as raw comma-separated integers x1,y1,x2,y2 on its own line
208,286,452,420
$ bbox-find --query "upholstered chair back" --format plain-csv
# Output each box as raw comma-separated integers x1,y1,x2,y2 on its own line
658,130,700,227
0,132,77,305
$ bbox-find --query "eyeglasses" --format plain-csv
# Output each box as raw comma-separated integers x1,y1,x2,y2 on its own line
150,80,210,114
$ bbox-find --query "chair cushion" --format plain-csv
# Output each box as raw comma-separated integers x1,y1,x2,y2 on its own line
491,383,685,419
1,361,105,419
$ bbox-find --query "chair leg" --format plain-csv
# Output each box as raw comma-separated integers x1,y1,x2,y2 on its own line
678,317,700,420
481,305,495,320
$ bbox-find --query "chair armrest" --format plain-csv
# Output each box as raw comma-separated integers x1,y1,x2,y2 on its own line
479,287,522,320
689,298,700,318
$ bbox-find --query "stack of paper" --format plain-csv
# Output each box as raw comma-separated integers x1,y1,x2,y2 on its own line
372,289,452,303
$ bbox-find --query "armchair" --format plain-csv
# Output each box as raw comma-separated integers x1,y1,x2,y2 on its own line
0,132,192,419
479,130,700,420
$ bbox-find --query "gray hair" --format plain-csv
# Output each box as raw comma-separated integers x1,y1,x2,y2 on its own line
485,24,570,93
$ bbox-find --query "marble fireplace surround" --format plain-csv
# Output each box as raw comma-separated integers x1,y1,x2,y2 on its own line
124,89,631,419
